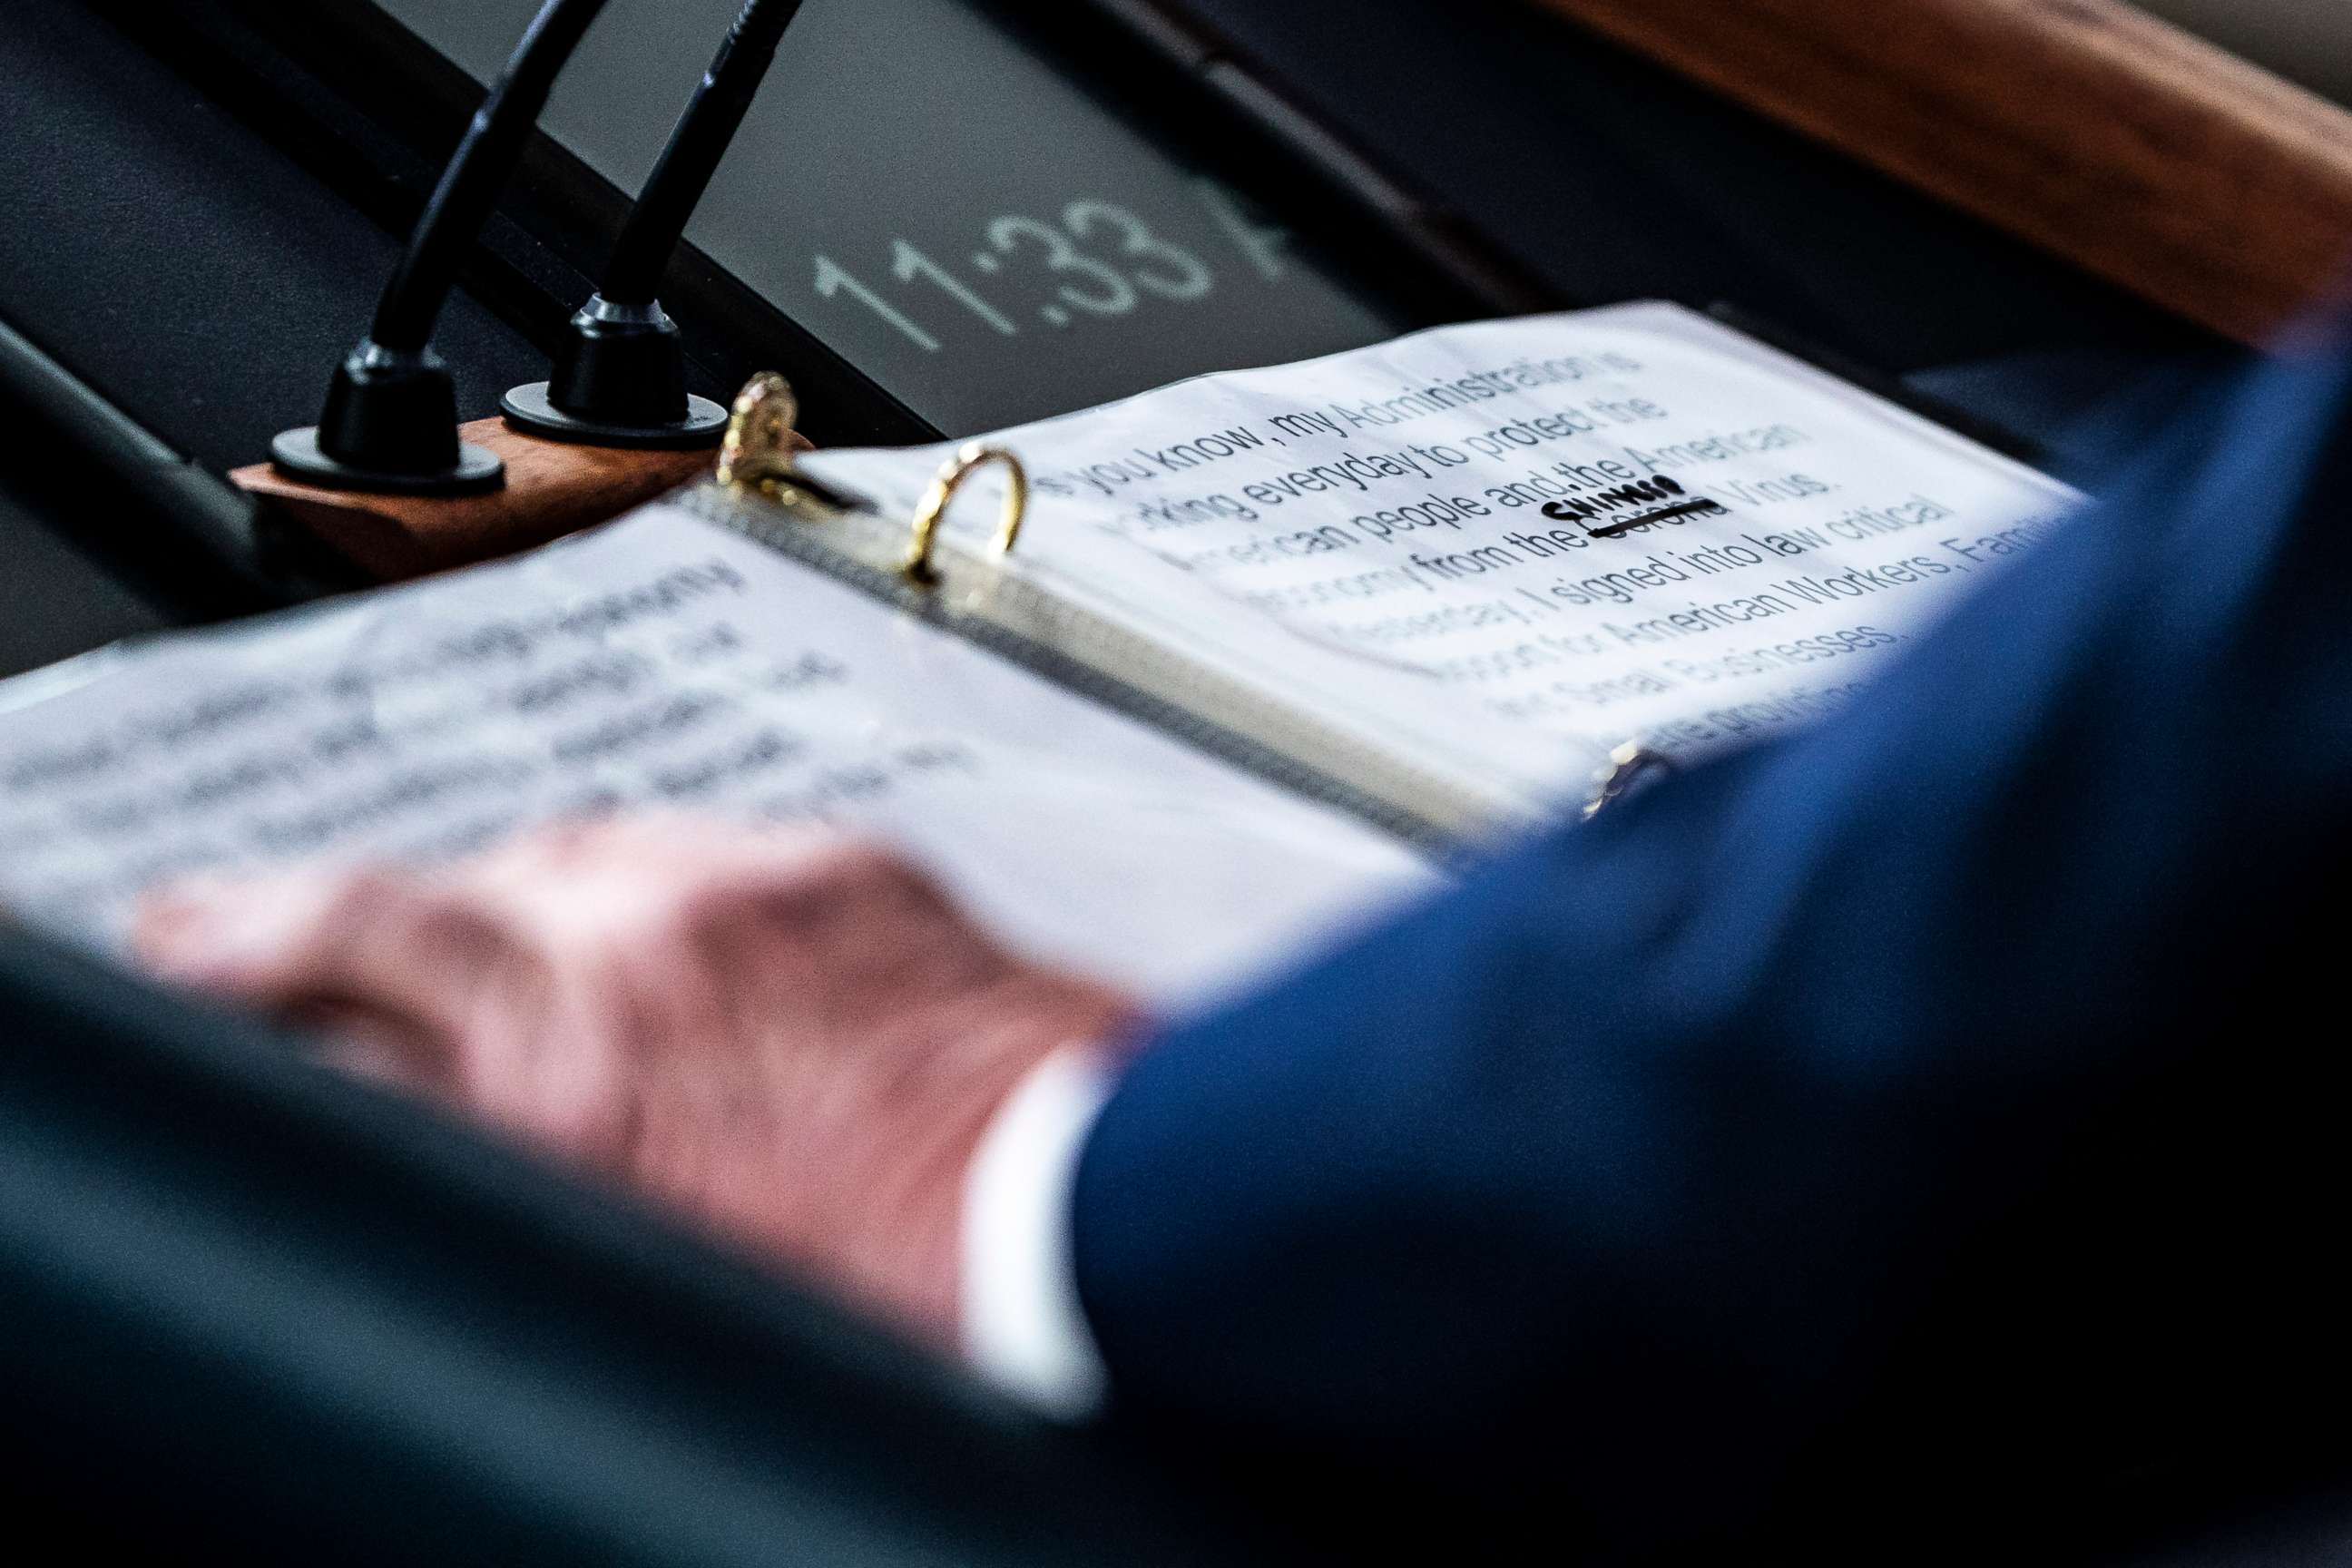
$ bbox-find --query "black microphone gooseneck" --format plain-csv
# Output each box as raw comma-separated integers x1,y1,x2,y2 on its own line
271,0,614,495
502,0,807,449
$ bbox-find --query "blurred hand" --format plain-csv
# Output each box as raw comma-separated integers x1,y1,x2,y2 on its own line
132,817,1141,1348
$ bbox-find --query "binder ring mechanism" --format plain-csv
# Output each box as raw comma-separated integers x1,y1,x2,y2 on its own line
1583,740,1676,820
904,443,1027,588
718,376,1027,586
717,372,808,499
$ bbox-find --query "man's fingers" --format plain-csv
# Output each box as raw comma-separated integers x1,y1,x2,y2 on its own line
130,820,938,1034
471,815,890,933
129,818,990,1121
135,870,391,995
309,1012,454,1095
132,864,514,1054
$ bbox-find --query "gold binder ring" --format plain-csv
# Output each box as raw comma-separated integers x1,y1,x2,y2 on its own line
717,372,802,495
904,443,1027,587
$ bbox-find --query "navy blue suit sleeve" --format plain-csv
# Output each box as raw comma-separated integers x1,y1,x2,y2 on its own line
1069,347,2352,1543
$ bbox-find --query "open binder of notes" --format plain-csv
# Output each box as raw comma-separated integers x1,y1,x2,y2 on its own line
0,303,2078,1005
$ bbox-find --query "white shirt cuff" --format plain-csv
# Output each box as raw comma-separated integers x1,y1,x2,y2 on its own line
959,1046,1117,1421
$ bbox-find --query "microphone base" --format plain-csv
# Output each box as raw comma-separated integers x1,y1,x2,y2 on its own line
270,427,507,496
499,383,730,450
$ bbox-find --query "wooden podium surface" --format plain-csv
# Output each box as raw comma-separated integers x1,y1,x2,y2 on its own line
1534,0,2352,346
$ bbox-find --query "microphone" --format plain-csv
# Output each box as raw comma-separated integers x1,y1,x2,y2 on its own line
271,0,613,496
503,0,807,450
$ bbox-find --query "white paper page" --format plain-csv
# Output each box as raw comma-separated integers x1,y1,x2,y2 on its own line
806,303,2083,803
0,509,1431,1008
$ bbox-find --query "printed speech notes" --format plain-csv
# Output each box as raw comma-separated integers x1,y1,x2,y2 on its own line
804,302,2082,803
0,304,2076,995
0,510,1429,1006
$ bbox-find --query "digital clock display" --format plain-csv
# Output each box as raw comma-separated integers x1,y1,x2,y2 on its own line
376,0,1419,434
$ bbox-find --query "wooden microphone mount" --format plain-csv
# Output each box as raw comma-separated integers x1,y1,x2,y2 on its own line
231,415,792,584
